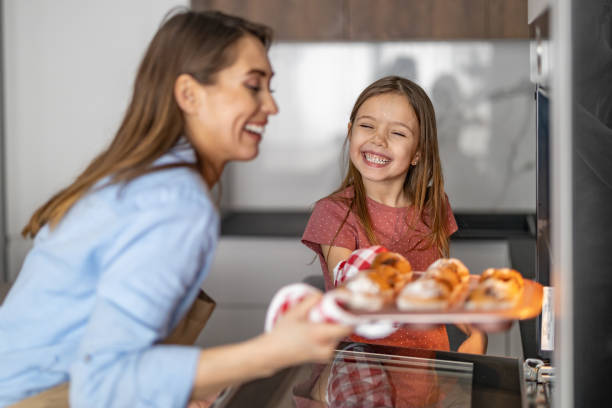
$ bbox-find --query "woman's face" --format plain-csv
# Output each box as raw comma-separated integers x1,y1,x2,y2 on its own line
185,34,278,174
349,92,420,189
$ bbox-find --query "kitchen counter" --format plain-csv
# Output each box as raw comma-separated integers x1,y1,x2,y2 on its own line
220,211,536,240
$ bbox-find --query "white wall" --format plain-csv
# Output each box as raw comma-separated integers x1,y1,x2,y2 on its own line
3,0,188,280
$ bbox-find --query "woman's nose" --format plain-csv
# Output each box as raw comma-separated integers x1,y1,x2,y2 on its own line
262,91,279,115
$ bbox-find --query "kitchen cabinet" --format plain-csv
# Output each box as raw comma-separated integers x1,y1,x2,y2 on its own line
487,0,530,38
192,0,529,40
192,0,347,40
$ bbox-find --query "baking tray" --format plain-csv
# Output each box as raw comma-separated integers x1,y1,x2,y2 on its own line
344,275,544,332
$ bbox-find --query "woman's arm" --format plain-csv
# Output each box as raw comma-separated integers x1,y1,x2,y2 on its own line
70,204,219,408
190,294,352,400
320,245,353,286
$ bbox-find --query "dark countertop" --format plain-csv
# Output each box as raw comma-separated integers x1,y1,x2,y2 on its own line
221,211,536,240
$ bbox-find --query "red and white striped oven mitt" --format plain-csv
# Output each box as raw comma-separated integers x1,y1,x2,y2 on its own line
332,245,388,287
264,246,397,339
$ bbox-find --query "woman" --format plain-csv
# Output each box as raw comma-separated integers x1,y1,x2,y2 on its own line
0,9,351,408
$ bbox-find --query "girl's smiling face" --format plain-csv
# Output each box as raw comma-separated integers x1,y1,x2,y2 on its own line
349,92,421,188
183,34,278,176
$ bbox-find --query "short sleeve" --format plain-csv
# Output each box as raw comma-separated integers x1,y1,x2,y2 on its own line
301,198,358,257
445,194,459,237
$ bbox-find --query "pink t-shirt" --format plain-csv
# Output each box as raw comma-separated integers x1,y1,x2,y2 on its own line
302,187,458,350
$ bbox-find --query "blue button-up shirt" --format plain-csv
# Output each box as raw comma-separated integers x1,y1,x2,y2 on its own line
0,142,219,407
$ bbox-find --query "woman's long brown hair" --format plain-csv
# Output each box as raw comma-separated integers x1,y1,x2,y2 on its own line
22,10,273,239
327,76,450,257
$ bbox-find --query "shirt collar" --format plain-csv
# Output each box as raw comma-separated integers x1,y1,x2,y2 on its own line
165,136,197,165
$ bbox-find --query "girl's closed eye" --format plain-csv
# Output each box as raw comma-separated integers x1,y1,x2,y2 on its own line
359,123,374,129
392,131,406,137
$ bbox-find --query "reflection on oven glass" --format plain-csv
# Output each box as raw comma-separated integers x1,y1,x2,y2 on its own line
292,343,473,408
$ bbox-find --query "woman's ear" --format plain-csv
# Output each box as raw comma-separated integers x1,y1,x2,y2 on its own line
174,74,200,115
412,151,421,166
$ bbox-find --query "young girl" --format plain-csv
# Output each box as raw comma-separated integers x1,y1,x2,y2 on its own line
302,76,486,353
0,10,350,407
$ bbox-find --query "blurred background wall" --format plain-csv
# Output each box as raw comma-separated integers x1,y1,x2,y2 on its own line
228,41,534,212
2,0,188,282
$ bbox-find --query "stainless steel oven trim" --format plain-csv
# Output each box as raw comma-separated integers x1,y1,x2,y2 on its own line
0,0,7,284
551,0,573,407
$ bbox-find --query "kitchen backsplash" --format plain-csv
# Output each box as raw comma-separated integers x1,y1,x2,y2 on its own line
225,41,535,212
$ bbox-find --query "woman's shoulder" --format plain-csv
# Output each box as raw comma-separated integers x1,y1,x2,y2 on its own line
115,144,210,209
33,165,215,246
119,166,212,211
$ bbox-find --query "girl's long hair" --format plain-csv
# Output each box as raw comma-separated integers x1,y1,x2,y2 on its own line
22,10,273,239
327,76,450,257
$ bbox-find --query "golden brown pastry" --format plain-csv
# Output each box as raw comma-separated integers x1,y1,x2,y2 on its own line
371,252,413,276
466,268,524,310
427,258,470,284
424,267,461,292
370,252,413,293
338,251,413,311
396,276,454,310
396,258,470,311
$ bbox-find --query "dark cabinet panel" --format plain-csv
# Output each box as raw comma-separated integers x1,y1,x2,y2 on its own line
347,0,432,40
192,0,346,41
488,0,529,38
192,0,528,40
431,0,487,39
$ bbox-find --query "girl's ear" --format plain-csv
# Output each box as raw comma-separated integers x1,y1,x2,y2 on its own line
174,74,200,115
347,121,353,136
412,151,421,166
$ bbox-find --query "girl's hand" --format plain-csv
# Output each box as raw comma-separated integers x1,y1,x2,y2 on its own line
263,293,353,368
457,329,488,354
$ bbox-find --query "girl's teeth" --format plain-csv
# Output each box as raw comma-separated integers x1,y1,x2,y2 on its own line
245,124,264,135
364,152,390,164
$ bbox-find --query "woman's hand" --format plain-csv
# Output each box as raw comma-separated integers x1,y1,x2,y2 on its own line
190,294,351,401
263,293,353,368
187,393,219,408
457,328,488,354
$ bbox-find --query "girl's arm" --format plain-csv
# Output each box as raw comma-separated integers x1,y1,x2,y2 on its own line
320,245,353,285
190,294,352,400
456,324,488,354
